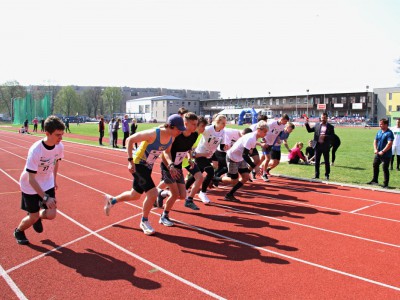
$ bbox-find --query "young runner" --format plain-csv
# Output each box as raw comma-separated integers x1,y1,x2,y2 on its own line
103,114,185,235
14,116,65,245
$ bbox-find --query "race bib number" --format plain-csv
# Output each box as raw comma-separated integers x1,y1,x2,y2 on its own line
146,150,162,165
174,151,188,165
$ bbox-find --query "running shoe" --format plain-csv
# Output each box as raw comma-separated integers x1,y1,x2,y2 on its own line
224,194,241,202
104,194,113,216
140,220,155,235
156,189,166,208
185,200,200,210
252,171,257,180
33,218,43,233
266,168,271,176
159,215,174,227
14,228,29,245
198,191,211,204
262,174,269,182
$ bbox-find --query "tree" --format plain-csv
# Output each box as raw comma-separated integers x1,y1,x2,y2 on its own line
53,86,81,117
0,81,26,120
82,87,102,117
102,87,122,117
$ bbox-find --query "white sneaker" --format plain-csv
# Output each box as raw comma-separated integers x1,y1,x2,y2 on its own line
198,191,211,204
140,220,155,235
104,194,113,216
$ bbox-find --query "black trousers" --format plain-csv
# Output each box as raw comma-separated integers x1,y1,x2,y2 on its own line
314,143,330,178
99,130,104,145
372,155,390,186
123,131,129,147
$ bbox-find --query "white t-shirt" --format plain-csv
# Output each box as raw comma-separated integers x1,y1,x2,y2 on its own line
20,140,64,194
249,123,258,132
223,128,242,151
196,125,225,158
227,132,258,162
390,126,400,148
265,120,285,145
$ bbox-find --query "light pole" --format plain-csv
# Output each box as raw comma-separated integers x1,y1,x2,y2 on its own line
306,89,309,116
366,85,369,119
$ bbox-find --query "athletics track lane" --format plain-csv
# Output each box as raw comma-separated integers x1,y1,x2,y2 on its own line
0,131,399,299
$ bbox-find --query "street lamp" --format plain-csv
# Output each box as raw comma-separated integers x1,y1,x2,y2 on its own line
306,89,309,116
366,85,369,119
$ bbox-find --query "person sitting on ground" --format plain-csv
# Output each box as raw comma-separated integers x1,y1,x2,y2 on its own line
288,142,308,164
305,140,315,164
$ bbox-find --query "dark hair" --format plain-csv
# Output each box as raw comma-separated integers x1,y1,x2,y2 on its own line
322,112,328,117
197,116,208,126
258,115,268,122
380,118,389,125
178,107,189,115
281,114,290,121
44,116,65,134
184,112,198,121
242,128,253,135
286,122,295,129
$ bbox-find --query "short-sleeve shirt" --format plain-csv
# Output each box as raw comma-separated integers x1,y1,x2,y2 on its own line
272,130,290,151
390,126,400,148
223,128,242,151
19,140,64,194
375,129,394,158
227,131,258,162
265,120,285,145
169,132,199,169
195,125,225,159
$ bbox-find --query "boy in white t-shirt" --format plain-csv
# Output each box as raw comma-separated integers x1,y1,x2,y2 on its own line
14,116,65,245
221,121,269,202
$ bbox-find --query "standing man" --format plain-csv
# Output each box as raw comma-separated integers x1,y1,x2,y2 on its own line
389,118,400,171
65,118,71,133
122,114,130,149
305,112,335,180
13,116,65,245
98,116,105,146
368,118,394,188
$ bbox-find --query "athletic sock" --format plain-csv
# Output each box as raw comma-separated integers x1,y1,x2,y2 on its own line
186,197,193,202
142,217,148,222
229,182,243,194
111,198,117,205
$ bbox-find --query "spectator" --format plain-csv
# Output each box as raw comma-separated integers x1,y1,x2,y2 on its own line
130,118,138,149
32,117,38,132
389,118,400,171
122,114,130,149
40,118,45,132
305,140,315,164
112,118,121,148
288,142,308,164
368,118,394,188
305,112,335,180
98,116,105,146
108,118,115,146
65,118,71,133
23,119,29,133
330,133,341,166
178,107,189,117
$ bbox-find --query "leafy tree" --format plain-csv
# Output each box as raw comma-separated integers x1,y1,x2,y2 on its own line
53,86,81,117
102,87,122,116
82,87,102,117
0,81,26,119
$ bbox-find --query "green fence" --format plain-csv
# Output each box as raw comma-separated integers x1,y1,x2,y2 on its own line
13,93,51,125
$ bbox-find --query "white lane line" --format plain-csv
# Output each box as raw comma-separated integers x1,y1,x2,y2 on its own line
0,264,28,300
0,167,225,300
1,139,400,293
350,202,382,213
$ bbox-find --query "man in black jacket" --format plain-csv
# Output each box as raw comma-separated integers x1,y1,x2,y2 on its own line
305,112,335,180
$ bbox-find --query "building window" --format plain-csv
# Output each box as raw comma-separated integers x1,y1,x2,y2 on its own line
397,105,400,111
341,96,346,103
270,99,273,106
275,99,279,105
332,97,337,104
388,105,392,112
145,105,150,113
389,93,392,100
163,101,165,107
163,111,165,117
188,102,191,106
194,102,197,106
360,96,366,103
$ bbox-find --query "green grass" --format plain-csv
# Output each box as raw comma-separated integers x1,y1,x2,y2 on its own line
1,122,398,190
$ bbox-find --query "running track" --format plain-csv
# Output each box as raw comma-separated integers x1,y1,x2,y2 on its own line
0,131,399,299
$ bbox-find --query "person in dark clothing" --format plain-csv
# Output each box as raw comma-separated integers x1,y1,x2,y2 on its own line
112,118,121,148
98,117,105,145
305,140,315,164
65,118,71,133
130,119,138,149
330,133,341,166
40,118,45,132
305,112,335,180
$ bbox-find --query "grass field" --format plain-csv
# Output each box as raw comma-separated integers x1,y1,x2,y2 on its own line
1,121,398,191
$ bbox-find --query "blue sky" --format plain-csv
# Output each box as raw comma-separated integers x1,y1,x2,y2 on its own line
1,0,400,98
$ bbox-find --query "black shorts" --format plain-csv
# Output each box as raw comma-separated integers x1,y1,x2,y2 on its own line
195,157,212,172
214,150,227,168
161,163,185,185
133,164,155,194
185,163,201,176
21,187,55,213
271,149,281,160
210,152,218,162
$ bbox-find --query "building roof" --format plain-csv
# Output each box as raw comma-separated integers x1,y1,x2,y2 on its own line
218,108,254,115
126,95,182,102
